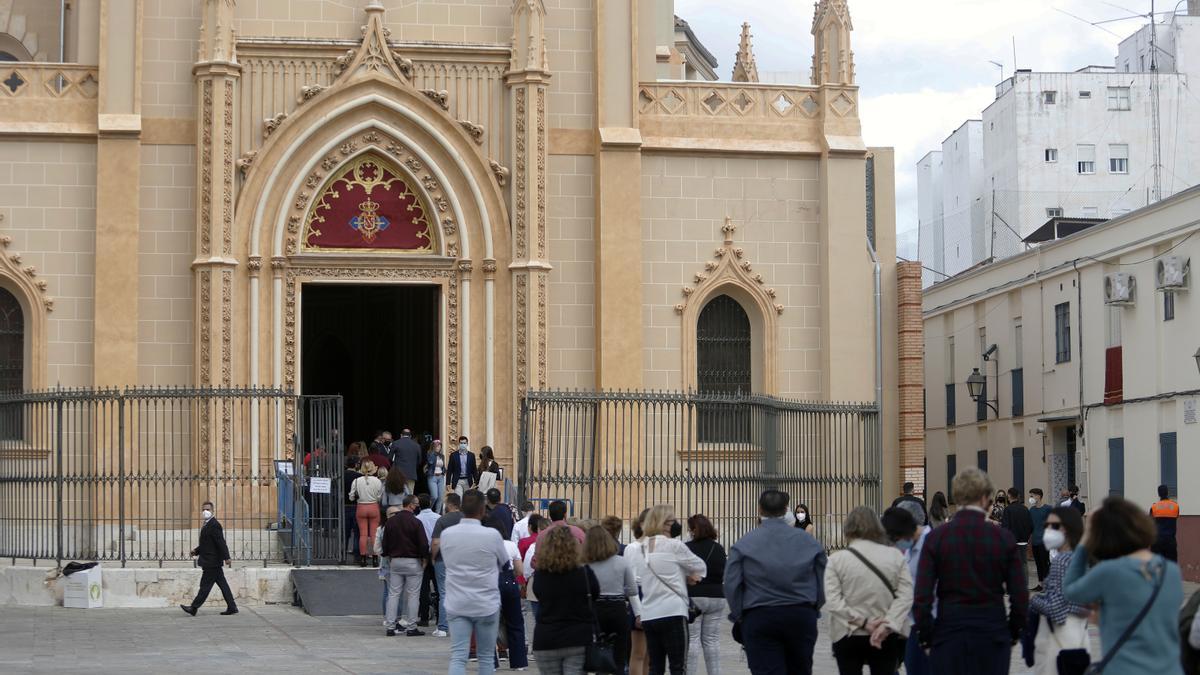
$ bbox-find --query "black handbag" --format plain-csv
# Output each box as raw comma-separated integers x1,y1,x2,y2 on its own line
581,568,619,674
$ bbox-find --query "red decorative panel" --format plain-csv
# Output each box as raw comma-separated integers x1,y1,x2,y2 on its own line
303,155,434,252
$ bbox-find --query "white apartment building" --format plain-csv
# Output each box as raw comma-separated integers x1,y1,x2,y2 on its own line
917,151,945,287
917,9,1200,287
923,184,1200,576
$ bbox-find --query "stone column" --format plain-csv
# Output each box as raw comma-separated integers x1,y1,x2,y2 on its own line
192,0,240,474
93,0,142,388
506,0,552,429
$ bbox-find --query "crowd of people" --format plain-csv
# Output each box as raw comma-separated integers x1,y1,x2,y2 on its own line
331,430,1198,675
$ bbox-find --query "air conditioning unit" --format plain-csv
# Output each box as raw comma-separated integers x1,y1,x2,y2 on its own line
1104,273,1136,305
1156,256,1190,290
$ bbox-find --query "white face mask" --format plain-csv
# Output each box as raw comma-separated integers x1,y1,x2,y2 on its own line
202,509,213,521
796,512,807,523
1028,497,1037,507
1043,528,1066,551
458,443,468,452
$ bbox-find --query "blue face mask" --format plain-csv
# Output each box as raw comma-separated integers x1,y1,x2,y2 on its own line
896,539,914,552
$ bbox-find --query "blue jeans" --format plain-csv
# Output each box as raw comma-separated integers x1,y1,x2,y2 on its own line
434,560,448,632
427,475,446,512
904,630,932,675
498,569,528,669
448,611,499,675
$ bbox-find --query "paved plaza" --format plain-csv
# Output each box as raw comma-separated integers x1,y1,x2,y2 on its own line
0,603,1099,675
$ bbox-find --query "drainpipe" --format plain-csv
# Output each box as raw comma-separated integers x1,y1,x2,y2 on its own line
60,0,66,62
867,240,883,508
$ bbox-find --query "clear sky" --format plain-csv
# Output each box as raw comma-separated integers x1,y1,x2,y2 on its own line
674,0,1155,260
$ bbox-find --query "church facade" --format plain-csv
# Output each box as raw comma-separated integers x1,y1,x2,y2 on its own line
0,0,912,488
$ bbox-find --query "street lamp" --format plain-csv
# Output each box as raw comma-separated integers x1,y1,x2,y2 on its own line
967,368,986,400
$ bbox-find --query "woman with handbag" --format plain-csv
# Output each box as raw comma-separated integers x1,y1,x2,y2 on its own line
635,505,707,675
531,526,601,674
1027,506,1090,675
823,506,913,675
584,525,641,675
685,514,726,675
348,460,384,567
1064,496,1184,675
425,440,446,513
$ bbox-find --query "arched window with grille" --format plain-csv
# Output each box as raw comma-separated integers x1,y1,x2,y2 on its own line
696,294,752,443
0,287,24,440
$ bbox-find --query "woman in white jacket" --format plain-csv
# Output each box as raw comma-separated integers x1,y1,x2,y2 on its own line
634,504,706,675
823,506,913,675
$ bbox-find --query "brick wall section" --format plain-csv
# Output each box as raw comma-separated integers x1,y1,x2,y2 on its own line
897,261,925,495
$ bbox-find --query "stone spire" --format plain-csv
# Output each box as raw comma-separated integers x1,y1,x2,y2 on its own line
198,0,237,63
811,0,855,86
731,22,759,83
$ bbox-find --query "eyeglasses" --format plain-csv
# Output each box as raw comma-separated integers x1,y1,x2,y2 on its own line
1046,522,1062,530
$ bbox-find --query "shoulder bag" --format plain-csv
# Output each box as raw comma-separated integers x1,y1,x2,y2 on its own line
845,545,897,598
645,538,703,623
1083,557,1166,674
581,567,619,674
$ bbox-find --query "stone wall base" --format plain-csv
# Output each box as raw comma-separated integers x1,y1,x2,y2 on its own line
0,565,296,608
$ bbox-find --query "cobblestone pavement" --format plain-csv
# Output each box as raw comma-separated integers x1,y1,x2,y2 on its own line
0,602,1105,675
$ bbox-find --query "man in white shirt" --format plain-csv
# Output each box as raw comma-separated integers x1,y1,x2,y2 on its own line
439,490,509,675
415,493,440,628
510,501,536,543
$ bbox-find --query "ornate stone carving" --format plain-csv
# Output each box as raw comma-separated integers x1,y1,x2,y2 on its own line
481,259,497,274
513,89,527,254
237,150,257,177
297,84,325,104
421,89,450,111
731,23,760,83
263,112,287,139
490,160,510,187
811,0,856,86
459,120,485,145
334,49,356,74
515,274,528,395
676,218,784,315
247,256,263,273
223,80,234,256
199,270,212,385
536,88,546,259
457,260,473,273
393,53,415,79
200,81,213,256
0,229,54,312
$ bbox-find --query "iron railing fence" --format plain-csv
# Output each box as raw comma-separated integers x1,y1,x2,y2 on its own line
518,390,881,551
0,387,344,566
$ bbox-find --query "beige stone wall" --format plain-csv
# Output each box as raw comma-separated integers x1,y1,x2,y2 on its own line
0,140,96,387
0,0,63,61
545,0,594,130
143,0,200,118
640,154,822,397
546,153,595,389
138,144,194,386
233,1,511,43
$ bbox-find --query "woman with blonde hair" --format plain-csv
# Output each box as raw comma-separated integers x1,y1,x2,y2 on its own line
824,506,912,674
349,460,384,567
531,526,599,674
635,504,707,675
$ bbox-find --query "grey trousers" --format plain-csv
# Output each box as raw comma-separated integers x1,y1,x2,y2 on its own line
687,597,725,675
533,645,586,675
385,557,423,628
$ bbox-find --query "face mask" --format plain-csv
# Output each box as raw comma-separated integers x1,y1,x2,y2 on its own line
896,539,914,552
1043,529,1066,551
458,443,468,452
669,521,683,539
796,512,807,523
202,509,213,521
1028,497,1037,507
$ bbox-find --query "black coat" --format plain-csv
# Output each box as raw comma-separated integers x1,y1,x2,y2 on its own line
195,518,231,568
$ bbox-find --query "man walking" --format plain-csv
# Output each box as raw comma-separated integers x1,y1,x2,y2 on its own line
388,429,422,494
725,489,827,675
181,500,238,616
914,468,1027,675
891,481,928,525
429,492,464,638
447,436,477,495
415,493,440,626
382,494,428,636
482,488,515,541
439,490,510,675
1000,486,1033,576
1027,488,1052,590
1150,484,1180,562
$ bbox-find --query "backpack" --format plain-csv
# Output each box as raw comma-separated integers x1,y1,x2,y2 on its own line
1182,589,1200,675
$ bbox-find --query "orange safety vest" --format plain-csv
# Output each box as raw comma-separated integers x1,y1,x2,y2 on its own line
1150,499,1180,519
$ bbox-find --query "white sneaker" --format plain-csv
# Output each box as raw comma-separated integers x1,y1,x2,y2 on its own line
398,619,411,629
432,629,448,638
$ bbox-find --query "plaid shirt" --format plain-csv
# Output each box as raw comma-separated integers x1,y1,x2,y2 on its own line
913,507,1028,638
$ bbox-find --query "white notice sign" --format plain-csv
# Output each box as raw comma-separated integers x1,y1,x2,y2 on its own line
309,477,332,494
1185,399,1197,425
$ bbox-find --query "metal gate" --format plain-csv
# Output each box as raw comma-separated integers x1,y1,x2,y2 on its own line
518,390,881,550
293,395,345,565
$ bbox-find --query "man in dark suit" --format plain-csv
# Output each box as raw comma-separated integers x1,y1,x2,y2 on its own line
446,435,477,495
388,429,422,494
181,500,238,616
